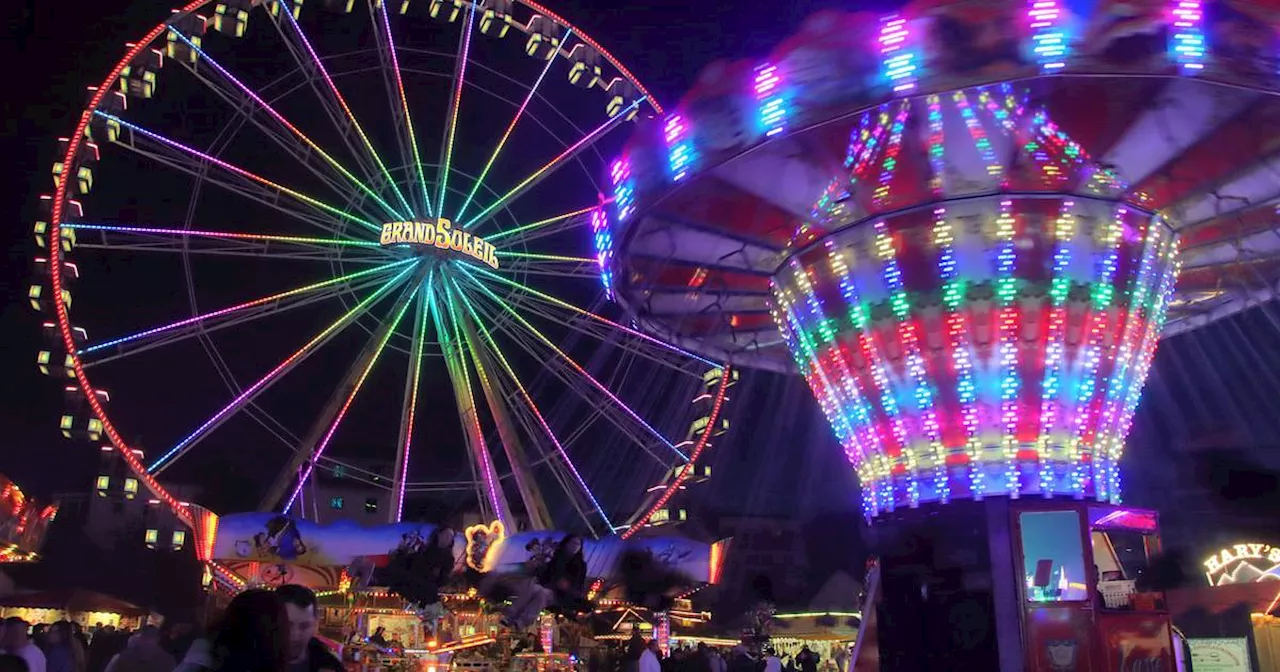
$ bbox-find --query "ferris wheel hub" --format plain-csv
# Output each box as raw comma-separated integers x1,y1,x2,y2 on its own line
378,217,500,269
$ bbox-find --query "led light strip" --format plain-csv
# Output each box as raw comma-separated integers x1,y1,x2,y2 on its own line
93,111,381,232
83,259,412,354
149,264,418,472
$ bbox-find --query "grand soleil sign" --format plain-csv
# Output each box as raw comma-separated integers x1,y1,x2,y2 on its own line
1203,542,1280,585
379,218,498,269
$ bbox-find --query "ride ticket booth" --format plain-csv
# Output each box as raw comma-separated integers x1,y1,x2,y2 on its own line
1018,503,1174,672
869,499,1176,671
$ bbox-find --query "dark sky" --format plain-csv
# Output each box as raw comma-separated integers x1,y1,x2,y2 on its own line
3,0,1280,533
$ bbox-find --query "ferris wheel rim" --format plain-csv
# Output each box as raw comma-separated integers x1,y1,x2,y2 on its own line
44,0,731,542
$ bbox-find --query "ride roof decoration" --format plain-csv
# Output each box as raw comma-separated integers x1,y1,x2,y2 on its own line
35,0,735,541
604,0,1280,515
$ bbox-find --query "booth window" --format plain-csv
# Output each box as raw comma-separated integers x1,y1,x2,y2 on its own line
1019,511,1088,602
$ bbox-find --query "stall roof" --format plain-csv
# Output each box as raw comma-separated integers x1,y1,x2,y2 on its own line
1167,582,1280,618
0,589,150,617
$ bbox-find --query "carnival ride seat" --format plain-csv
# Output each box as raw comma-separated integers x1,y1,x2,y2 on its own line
376,544,456,608
567,45,601,89
317,0,355,13
524,16,560,60
52,138,99,195
479,0,512,37
428,0,463,22
269,0,303,20
59,386,109,441
603,78,639,120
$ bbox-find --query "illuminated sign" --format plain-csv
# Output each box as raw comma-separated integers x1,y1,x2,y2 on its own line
1203,542,1280,585
379,218,499,269
463,520,505,572
1188,638,1251,672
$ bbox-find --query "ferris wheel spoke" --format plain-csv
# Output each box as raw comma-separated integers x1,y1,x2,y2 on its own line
433,280,512,527
390,272,433,523
80,258,412,361
273,270,426,514
461,98,647,231
369,0,432,217
458,268,687,464
83,270,398,369
449,281,556,530
265,0,414,215
468,264,720,370
501,293,704,376
478,301,678,473
109,142,354,240
65,223,393,262
484,204,598,246
453,30,572,221
452,280,613,536
490,365,608,538
493,253,600,279
97,111,380,235
166,27,406,222
148,262,419,474
434,1,478,216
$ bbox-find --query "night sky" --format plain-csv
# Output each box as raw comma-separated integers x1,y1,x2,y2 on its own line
2,0,1279,535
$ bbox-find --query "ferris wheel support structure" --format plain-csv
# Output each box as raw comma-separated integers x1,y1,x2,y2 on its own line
262,263,427,512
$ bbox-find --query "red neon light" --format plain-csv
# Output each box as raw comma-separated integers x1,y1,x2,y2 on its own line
622,365,732,539
48,2,208,530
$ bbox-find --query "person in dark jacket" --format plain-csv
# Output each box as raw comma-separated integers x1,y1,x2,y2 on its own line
538,535,587,616
275,586,341,672
503,535,587,628
795,647,819,672
45,622,84,672
174,589,287,672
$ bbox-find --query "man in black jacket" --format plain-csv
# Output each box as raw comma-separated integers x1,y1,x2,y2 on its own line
277,585,343,672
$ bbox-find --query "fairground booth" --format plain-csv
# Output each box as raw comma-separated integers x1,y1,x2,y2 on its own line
1161,542,1280,671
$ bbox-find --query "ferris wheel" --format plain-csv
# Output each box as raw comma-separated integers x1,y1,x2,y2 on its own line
32,0,734,540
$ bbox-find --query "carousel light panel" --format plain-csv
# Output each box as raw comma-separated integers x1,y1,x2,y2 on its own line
1027,0,1068,70
754,63,787,137
1170,0,1205,71
877,14,918,93
773,197,1179,517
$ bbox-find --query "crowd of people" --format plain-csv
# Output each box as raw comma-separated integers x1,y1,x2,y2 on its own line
0,617,194,672
0,584,338,672
602,634,845,672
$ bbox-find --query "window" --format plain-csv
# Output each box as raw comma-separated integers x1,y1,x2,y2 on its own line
330,497,344,510
172,530,186,551
1019,511,1088,602
123,478,138,499
365,498,378,514
144,528,158,548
